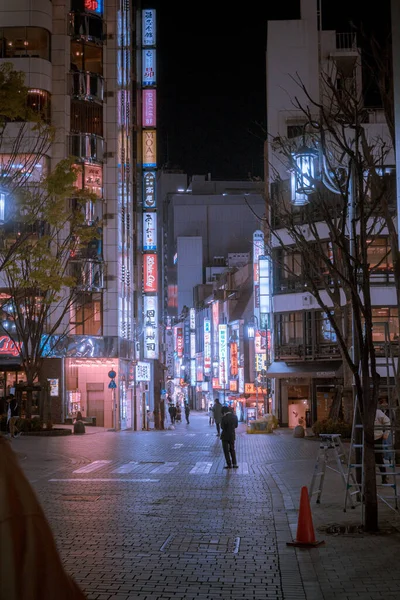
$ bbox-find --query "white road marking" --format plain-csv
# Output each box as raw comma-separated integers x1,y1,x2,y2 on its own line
49,478,159,482
73,460,112,474
150,461,179,474
111,461,138,474
190,461,212,474
172,444,183,449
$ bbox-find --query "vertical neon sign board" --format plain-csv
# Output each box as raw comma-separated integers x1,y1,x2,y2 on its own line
253,230,264,318
142,130,157,167
143,212,157,251
204,319,211,374
142,50,156,86
144,296,159,359
142,9,156,46
218,324,228,388
143,89,156,127
143,171,156,208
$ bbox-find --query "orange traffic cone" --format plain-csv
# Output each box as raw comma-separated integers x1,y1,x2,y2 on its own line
287,486,324,547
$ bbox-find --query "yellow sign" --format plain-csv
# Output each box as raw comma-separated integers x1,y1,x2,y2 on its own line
245,383,268,394
143,130,157,167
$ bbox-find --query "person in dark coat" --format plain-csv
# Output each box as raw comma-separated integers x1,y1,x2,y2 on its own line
184,403,190,424
168,403,176,424
220,406,238,469
213,398,223,436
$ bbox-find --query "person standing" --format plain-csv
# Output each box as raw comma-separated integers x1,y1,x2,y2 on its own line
208,403,214,426
220,406,238,469
213,398,223,436
184,403,190,424
168,403,176,424
7,396,20,438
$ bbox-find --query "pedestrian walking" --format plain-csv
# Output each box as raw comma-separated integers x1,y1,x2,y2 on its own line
375,407,391,484
220,406,238,469
213,398,223,436
0,437,86,599
176,403,182,423
7,396,20,438
168,403,176,424
208,403,214,426
184,403,190,424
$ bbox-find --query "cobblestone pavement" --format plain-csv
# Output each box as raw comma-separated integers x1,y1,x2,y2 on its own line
8,412,400,600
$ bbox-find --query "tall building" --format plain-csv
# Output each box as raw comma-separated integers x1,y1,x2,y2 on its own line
266,0,395,427
0,0,143,429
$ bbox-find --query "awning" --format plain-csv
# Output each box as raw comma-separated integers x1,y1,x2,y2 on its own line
266,361,342,379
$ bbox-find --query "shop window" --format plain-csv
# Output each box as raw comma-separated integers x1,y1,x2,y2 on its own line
0,27,51,60
70,100,103,136
71,41,103,74
70,292,102,335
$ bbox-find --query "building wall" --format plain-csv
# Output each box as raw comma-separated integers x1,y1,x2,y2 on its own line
177,236,203,313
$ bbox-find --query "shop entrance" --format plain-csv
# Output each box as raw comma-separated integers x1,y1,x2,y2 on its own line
87,384,104,426
287,384,310,428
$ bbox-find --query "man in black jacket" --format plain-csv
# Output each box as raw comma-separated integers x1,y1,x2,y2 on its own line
220,406,238,469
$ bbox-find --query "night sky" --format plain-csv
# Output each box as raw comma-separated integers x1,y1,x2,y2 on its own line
145,1,391,181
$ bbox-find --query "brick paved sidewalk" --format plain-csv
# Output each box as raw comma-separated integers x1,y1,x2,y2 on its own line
6,411,400,599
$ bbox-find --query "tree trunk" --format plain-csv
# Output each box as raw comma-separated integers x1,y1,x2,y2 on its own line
363,425,379,532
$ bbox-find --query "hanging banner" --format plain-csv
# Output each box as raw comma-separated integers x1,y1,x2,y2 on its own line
204,319,211,374
143,89,156,128
144,296,158,359
143,170,156,209
142,130,157,168
142,9,156,46
218,324,228,388
142,49,156,86
143,212,157,251
143,253,158,292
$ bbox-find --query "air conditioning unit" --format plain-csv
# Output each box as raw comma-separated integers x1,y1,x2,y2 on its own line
302,293,312,307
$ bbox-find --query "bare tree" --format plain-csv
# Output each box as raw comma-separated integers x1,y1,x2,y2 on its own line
263,63,394,531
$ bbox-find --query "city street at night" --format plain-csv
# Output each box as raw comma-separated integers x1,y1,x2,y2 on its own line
8,413,400,600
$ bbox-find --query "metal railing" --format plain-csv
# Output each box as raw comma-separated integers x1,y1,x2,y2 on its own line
69,71,104,103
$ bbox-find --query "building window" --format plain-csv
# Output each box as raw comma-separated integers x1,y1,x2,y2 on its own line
0,27,51,60
27,89,51,122
71,41,103,74
367,237,393,272
0,193,5,223
69,13,103,43
315,312,337,344
371,307,399,342
70,292,102,335
276,312,304,346
70,100,103,136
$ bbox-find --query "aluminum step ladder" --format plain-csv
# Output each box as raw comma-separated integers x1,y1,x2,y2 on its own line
309,433,357,507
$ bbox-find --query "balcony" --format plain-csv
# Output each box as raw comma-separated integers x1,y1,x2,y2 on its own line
68,133,104,163
69,71,104,103
275,343,341,361
69,12,104,44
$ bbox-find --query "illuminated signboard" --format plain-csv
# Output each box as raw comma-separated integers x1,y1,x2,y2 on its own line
142,9,156,46
230,342,238,376
0,154,48,183
245,383,268,394
165,330,174,378
144,296,158,359
190,359,196,386
136,361,151,381
143,171,156,208
218,324,228,388
238,367,244,393
143,253,158,293
189,308,196,330
196,354,204,382
74,163,103,198
48,378,59,396
212,377,220,389
143,89,156,127
190,332,196,358
0,336,22,356
143,212,157,251
255,330,266,354
255,354,267,372
142,130,157,168
142,49,156,86
204,319,211,374
176,327,183,357
253,230,265,321
84,0,103,15
229,380,238,392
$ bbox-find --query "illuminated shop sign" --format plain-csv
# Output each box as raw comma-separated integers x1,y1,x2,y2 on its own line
143,89,156,127
143,171,156,209
255,354,267,372
142,9,156,46
144,296,159,359
204,319,211,374
165,330,174,378
196,354,204,382
190,359,196,386
0,154,48,183
0,336,22,357
74,163,103,198
142,130,157,168
189,308,196,330
190,332,196,358
218,324,228,388
255,330,266,353
259,255,271,328
229,380,238,392
136,361,151,381
143,253,158,293
238,367,244,393
84,0,103,14
176,327,183,357
230,342,238,376
143,212,157,251
245,383,268,394
142,49,156,86
253,230,265,320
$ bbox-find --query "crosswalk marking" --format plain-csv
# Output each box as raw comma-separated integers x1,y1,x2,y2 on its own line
73,460,112,474
49,478,159,483
190,461,212,474
111,461,138,474
150,461,179,474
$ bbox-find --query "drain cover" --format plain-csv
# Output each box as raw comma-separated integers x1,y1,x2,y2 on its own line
324,525,363,535
61,495,100,502
160,534,240,554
